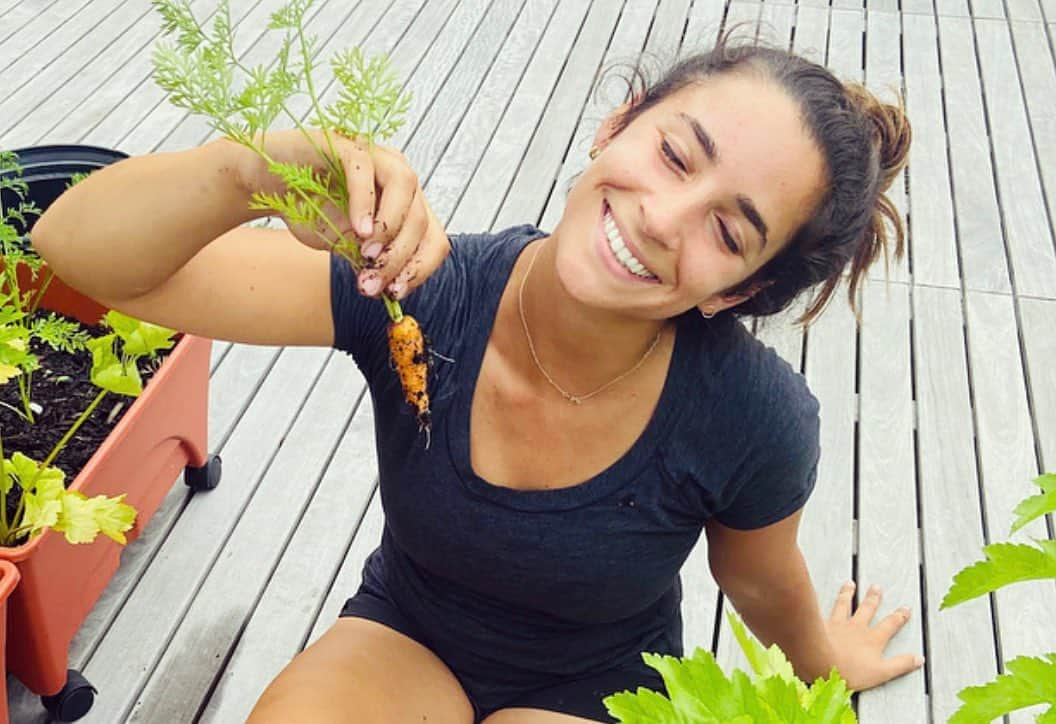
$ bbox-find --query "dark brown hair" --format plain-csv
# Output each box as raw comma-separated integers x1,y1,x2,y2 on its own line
608,29,911,325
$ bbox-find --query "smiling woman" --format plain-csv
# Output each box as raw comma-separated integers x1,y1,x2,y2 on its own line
33,23,913,724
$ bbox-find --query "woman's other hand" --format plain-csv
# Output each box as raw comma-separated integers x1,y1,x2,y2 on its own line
825,580,924,691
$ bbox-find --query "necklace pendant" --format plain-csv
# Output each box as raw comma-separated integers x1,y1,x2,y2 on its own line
567,394,583,405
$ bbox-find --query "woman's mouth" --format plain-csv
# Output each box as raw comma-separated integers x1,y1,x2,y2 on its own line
599,202,659,282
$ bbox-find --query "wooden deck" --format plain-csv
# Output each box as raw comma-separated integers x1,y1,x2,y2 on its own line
3,0,1056,721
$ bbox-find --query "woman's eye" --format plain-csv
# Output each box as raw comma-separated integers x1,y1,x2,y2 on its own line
717,219,740,254
660,140,687,172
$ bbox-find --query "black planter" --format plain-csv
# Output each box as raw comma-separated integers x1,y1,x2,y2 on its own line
1,145,128,237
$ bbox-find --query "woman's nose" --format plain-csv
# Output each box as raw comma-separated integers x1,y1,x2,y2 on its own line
639,195,693,251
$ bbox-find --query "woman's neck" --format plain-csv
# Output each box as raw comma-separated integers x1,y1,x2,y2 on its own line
503,236,672,399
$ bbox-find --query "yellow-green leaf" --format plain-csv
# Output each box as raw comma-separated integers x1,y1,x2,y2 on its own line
87,335,142,396
942,541,1056,609
53,491,99,544
1011,473,1056,535
91,493,136,545
950,654,1056,724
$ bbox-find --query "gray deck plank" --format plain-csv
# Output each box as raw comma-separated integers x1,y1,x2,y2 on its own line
1012,20,1056,247
724,1,762,32
903,13,961,289
426,0,560,224
913,285,999,722
494,0,628,229
0,0,95,74
865,10,911,284
198,396,380,724
539,0,659,232
856,280,928,722
1007,0,1044,18
127,353,366,724
642,0,694,66
447,0,592,231
975,18,1056,298
964,291,1054,723
0,0,154,133
681,0,726,56
937,16,1012,294
0,0,170,149
970,0,1006,18
394,0,521,170
1019,298,1056,471
77,347,332,723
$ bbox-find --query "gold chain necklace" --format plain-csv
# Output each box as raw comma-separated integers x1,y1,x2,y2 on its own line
517,239,663,405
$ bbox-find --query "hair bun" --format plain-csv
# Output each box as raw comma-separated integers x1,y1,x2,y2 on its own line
844,84,911,192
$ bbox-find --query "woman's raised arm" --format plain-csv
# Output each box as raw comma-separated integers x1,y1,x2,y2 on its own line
30,132,447,347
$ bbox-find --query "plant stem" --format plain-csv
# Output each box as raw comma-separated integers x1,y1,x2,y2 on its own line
0,399,30,422
0,431,8,543
40,388,107,473
26,268,55,317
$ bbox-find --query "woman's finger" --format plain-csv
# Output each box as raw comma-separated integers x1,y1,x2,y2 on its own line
829,580,856,620
386,203,450,300
854,584,883,625
336,134,377,238
874,606,912,643
374,184,429,292
881,653,926,685
369,145,418,252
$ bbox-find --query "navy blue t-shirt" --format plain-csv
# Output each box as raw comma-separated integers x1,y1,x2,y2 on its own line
330,225,820,687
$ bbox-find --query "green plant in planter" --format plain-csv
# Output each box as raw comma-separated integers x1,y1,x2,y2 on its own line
941,473,1056,723
0,153,176,547
603,612,856,723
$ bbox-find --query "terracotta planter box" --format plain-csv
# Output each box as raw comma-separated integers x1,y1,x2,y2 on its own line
0,146,219,719
0,560,20,724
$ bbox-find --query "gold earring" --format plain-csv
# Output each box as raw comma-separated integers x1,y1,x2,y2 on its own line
589,146,600,160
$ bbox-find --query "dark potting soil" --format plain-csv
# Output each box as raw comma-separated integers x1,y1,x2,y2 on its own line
1,310,169,530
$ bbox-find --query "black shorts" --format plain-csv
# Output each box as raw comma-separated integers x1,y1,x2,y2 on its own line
340,584,666,722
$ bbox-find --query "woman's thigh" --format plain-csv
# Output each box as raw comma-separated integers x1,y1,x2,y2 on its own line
247,617,475,724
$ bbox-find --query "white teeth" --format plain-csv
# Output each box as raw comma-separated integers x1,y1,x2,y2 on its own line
604,211,656,279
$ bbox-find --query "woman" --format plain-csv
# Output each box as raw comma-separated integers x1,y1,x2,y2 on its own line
33,33,919,724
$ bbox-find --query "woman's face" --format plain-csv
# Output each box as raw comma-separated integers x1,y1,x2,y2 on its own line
553,71,827,320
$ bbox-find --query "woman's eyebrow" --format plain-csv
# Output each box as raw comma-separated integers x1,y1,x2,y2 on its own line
677,112,717,162
678,112,770,250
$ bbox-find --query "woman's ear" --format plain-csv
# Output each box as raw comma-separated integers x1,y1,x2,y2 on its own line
697,280,775,317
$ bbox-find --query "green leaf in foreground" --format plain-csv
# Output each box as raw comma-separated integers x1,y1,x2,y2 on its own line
1011,473,1056,535
941,540,1056,609
949,654,1056,724
603,615,855,724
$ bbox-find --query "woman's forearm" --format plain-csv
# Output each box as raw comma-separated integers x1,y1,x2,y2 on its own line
31,138,262,301
722,552,837,682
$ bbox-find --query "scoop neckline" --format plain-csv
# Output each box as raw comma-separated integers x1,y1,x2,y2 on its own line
445,229,692,512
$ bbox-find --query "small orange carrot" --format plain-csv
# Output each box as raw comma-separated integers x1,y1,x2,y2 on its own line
388,314,430,431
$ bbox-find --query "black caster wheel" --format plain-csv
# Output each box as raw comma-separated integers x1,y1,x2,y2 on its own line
40,668,96,722
185,453,222,492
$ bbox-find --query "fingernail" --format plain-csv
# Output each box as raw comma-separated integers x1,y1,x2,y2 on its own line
388,281,406,299
363,242,383,259
915,656,925,666
358,214,373,237
844,580,856,589
359,273,381,296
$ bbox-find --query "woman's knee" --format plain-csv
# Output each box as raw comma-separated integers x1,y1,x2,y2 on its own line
248,617,475,724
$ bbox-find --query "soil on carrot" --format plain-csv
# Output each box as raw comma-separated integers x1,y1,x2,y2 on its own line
1,311,169,527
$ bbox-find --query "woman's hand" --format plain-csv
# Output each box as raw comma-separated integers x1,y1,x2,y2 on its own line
234,128,449,301
825,580,925,691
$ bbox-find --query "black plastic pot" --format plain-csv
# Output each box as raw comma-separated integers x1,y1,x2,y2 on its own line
0,145,129,237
